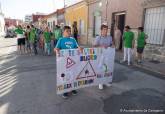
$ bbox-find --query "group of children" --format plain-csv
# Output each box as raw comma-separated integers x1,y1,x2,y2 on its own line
15,23,147,99
121,26,147,65
14,24,62,56
55,24,147,98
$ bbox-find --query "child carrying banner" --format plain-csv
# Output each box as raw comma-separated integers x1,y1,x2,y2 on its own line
54,26,82,99
93,24,114,90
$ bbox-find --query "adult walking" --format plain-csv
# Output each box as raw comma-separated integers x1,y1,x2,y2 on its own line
72,22,78,42
114,26,122,50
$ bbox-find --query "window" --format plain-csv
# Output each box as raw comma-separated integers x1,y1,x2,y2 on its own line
144,7,165,45
93,16,101,37
79,19,85,35
48,22,50,28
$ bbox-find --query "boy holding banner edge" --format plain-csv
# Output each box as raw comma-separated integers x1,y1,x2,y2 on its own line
93,24,114,90
54,26,82,99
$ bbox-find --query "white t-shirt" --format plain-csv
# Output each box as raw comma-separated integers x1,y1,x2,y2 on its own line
94,35,113,46
17,34,24,39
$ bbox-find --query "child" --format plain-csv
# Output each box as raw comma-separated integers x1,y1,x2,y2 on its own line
55,26,82,99
93,24,113,90
14,25,25,54
53,25,62,47
25,25,31,53
44,27,52,56
29,25,38,55
121,26,134,66
137,27,148,63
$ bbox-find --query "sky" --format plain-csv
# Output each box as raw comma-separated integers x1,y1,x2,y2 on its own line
0,0,81,20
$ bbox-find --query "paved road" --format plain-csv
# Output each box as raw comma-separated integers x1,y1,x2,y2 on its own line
0,38,165,114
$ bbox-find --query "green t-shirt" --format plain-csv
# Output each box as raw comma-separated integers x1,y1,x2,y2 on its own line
54,28,62,40
14,28,24,34
44,32,51,43
123,31,134,48
137,32,146,48
30,28,36,43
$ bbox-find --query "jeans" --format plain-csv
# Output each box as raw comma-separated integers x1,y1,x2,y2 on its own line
45,42,51,55
30,41,38,55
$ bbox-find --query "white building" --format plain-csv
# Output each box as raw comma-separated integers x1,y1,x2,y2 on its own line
0,2,5,36
47,11,57,32
25,15,32,24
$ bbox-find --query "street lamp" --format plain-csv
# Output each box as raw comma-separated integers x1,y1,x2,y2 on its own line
99,1,102,7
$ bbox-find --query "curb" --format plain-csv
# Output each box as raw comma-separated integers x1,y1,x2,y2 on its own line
115,59,165,80
133,63,165,77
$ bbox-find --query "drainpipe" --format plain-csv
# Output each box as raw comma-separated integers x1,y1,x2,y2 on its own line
87,1,89,45
106,0,108,22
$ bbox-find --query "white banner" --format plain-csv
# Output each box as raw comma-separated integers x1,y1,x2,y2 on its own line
56,48,115,94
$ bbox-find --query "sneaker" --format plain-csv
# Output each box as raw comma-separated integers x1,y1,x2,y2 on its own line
128,62,131,66
99,84,104,90
120,60,126,63
106,83,112,87
62,93,69,99
72,90,77,95
137,60,142,64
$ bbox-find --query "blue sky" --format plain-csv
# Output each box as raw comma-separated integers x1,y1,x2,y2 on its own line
0,0,81,20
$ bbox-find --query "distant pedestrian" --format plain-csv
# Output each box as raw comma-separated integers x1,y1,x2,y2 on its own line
114,26,122,50
14,25,25,54
72,22,78,42
44,27,52,56
121,26,135,66
53,25,62,47
137,27,148,63
29,25,38,55
93,24,113,90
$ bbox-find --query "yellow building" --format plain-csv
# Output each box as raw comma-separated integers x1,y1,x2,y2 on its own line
65,1,88,44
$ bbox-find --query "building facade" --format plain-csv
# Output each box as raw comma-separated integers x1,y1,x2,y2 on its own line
65,1,88,44
87,0,165,62
5,18,23,27
25,15,32,24
0,8,5,36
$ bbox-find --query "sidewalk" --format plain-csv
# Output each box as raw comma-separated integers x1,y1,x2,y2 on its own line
115,50,165,76
80,45,165,76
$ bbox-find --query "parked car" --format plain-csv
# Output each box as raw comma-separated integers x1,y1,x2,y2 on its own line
5,29,16,38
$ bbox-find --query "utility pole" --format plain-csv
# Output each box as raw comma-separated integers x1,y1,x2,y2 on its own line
64,0,66,25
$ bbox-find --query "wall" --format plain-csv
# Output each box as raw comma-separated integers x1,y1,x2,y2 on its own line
0,13,5,36
65,1,88,44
